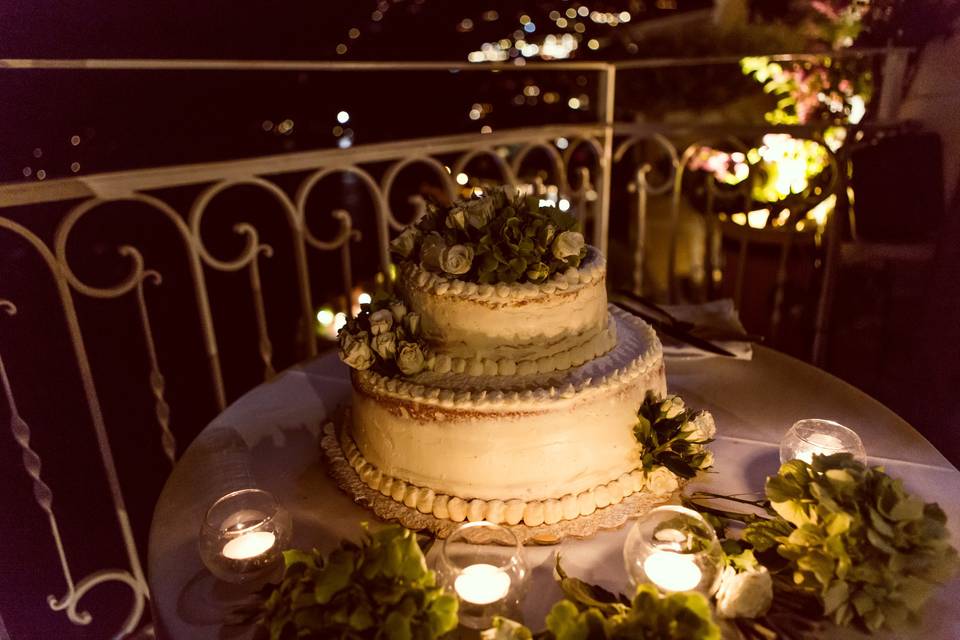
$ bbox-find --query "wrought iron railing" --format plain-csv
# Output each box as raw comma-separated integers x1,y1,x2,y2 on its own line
0,53,903,638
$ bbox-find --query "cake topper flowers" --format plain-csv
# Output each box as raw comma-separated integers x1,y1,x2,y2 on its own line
390,186,587,285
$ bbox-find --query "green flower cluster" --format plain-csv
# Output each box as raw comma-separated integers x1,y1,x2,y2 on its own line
389,186,586,285
258,525,458,640
484,561,719,640
338,297,430,377
747,454,959,633
634,394,715,480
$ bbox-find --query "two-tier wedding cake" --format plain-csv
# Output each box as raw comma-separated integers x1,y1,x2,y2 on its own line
333,187,712,531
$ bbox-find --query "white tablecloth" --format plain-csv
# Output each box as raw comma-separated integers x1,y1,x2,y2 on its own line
148,348,960,639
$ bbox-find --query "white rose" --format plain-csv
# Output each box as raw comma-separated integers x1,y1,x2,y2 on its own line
420,233,446,271
389,227,420,259
372,331,397,361
685,411,716,442
646,466,680,495
661,395,686,419
551,230,584,260
446,208,467,230
715,566,773,619
700,450,715,470
463,198,495,229
402,312,421,338
439,244,474,276
389,301,407,323
397,341,425,375
339,331,374,370
481,617,531,640
368,309,394,336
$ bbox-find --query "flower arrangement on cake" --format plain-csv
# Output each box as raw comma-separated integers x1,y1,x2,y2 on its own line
337,296,432,375
389,186,587,285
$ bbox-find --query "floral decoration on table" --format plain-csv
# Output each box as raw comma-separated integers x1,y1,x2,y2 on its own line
686,453,959,635
389,186,587,285
635,393,716,493
256,524,458,640
338,296,432,375
482,558,720,640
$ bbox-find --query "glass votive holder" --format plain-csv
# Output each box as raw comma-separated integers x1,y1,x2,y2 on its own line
436,521,528,630
198,488,292,584
623,505,724,596
779,419,866,466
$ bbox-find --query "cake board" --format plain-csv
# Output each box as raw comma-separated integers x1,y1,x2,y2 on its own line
320,408,675,545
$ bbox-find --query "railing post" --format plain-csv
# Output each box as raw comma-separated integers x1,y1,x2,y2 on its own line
596,63,616,255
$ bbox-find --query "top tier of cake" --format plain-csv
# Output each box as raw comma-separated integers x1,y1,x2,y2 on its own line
396,246,610,370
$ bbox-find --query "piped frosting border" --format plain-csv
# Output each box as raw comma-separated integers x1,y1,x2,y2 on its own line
354,306,662,411
337,424,678,526
398,246,605,303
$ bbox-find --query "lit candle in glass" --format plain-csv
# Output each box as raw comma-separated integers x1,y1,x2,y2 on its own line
642,551,703,592
780,419,866,466
454,563,511,605
198,489,291,583
437,521,527,629
624,505,723,595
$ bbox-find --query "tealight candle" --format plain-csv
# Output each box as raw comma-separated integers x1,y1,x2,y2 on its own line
454,563,512,605
779,419,866,466
222,530,277,560
624,506,724,596
198,488,291,583
438,521,528,629
642,551,703,592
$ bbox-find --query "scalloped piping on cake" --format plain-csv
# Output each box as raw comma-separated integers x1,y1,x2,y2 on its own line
337,427,677,526
426,317,617,378
398,247,604,302
356,312,661,410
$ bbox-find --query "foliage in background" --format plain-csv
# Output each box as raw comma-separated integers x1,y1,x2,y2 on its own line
257,524,457,640
484,559,720,640
687,454,958,634
634,393,715,480
391,186,586,285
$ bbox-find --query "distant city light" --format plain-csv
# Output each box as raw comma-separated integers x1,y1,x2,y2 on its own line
337,110,350,124
334,312,347,333
33,148,42,158
348,27,360,39
469,109,481,120
456,172,469,185
371,10,383,21
519,14,531,25
70,162,80,173
578,6,589,17
338,137,352,148
336,43,348,55
566,8,577,18
36,169,46,180
559,198,571,212
568,97,581,109
588,39,600,50
539,199,556,208
22,167,31,177
556,137,569,149
480,125,492,134
459,18,474,31
70,135,81,146
358,292,372,305
523,22,536,33
277,119,294,134
483,10,498,21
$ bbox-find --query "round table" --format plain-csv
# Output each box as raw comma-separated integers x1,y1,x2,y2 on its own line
148,347,960,639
